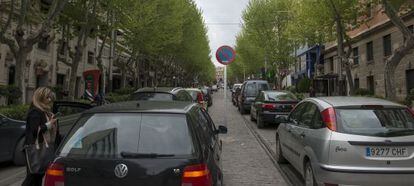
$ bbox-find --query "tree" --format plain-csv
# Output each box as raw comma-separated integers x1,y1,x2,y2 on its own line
381,0,414,100
0,0,68,103
291,0,360,95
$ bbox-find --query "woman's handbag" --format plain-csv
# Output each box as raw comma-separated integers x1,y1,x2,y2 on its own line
24,127,55,174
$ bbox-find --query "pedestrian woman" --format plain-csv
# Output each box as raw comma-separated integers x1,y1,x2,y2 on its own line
22,87,59,186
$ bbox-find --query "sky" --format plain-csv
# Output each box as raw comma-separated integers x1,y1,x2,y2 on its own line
193,0,250,66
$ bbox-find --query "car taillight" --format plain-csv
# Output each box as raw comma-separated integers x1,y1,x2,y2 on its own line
182,164,212,186
197,92,204,104
321,107,337,131
44,162,65,186
262,103,276,110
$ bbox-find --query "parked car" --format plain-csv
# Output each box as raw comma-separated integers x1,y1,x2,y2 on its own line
201,87,213,107
185,88,208,111
232,84,242,106
0,101,92,166
275,97,414,186
211,85,218,92
0,114,26,165
130,87,193,102
237,80,270,114
250,91,298,128
45,101,227,186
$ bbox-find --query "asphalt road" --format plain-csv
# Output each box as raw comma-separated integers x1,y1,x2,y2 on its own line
0,89,300,186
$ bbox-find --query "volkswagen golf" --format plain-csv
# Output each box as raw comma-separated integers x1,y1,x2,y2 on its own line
44,101,227,186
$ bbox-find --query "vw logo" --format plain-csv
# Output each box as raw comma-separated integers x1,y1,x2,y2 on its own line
114,164,128,178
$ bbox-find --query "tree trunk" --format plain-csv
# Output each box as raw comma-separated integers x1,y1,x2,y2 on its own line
67,47,84,101
14,50,29,103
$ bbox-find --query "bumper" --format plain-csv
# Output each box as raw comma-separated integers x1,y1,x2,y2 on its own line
314,164,414,186
260,112,289,123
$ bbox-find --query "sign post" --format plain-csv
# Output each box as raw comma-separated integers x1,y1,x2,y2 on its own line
216,45,236,127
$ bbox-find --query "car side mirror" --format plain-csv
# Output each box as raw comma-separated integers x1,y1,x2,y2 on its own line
216,125,228,134
275,115,289,123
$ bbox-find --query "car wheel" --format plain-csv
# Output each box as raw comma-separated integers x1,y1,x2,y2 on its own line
239,105,246,115
305,162,317,186
13,137,26,166
257,114,265,128
275,136,287,163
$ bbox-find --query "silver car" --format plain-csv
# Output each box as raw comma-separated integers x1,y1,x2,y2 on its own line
275,97,414,186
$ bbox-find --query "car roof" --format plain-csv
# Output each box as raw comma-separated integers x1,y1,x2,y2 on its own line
134,87,179,93
185,88,201,92
309,96,404,108
84,101,197,114
244,80,268,83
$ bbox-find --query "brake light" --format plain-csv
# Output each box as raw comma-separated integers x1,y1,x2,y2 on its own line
182,164,212,186
321,107,337,131
44,162,65,186
197,92,204,104
262,103,276,110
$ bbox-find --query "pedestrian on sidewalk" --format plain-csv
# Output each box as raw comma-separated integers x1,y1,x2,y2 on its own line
22,87,61,186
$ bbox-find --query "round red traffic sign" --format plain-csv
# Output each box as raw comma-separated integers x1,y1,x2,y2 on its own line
216,45,236,65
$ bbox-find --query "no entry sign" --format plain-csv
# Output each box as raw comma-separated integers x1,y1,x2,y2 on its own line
216,45,235,65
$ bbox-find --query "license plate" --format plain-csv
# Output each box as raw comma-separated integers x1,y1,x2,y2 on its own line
366,147,409,157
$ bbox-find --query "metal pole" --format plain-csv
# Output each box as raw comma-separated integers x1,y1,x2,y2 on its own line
224,66,228,127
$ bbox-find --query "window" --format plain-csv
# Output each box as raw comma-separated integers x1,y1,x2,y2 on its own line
87,51,95,64
8,66,15,85
256,92,265,101
366,41,373,62
352,47,359,65
354,78,360,89
38,36,49,51
176,90,192,101
329,57,334,72
245,84,257,97
300,103,318,128
56,74,65,86
336,108,414,137
367,76,375,94
289,102,307,124
383,34,392,57
131,92,173,101
266,92,297,101
59,113,194,158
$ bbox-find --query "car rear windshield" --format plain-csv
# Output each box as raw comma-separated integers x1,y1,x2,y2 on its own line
336,108,414,137
131,92,174,101
187,90,199,101
58,113,194,158
267,92,297,101
245,83,269,97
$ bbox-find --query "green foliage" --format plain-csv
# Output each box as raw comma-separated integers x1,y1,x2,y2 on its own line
232,0,295,84
0,85,22,104
355,88,373,96
297,78,311,93
0,104,30,121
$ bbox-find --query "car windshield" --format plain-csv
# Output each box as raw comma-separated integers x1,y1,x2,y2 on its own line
58,113,193,158
336,108,414,137
131,92,174,101
267,92,297,101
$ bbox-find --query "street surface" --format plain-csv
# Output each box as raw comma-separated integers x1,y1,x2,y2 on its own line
0,89,302,186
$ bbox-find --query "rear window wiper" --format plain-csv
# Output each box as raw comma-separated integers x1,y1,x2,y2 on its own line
373,129,414,137
120,152,175,158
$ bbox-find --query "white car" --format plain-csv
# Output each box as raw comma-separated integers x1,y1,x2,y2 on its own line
212,85,218,91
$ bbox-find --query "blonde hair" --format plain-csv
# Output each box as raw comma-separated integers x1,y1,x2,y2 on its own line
32,87,55,112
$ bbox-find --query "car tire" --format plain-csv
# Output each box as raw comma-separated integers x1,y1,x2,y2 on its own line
275,136,287,164
13,137,26,166
257,114,265,128
239,105,246,115
304,162,317,186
